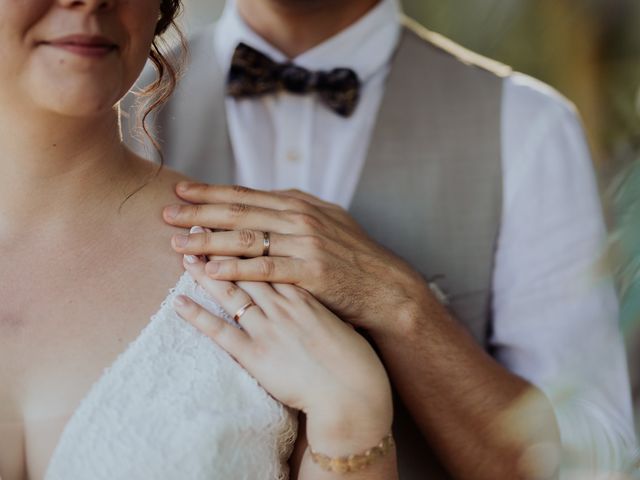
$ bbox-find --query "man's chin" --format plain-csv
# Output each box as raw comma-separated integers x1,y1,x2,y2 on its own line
270,0,351,12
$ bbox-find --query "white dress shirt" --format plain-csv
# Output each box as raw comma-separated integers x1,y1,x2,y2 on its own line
215,0,636,472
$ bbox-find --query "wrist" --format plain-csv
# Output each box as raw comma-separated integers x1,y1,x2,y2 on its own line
305,397,393,457
309,432,395,474
369,278,439,340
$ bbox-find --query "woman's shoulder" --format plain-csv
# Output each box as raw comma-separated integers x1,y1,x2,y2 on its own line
125,154,194,210
116,156,193,276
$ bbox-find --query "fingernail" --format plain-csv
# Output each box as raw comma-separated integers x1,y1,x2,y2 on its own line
177,182,192,193
164,205,180,219
173,295,189,309
174,234,189,247
190,226,204,234
206,261,220,274
184,255,201,265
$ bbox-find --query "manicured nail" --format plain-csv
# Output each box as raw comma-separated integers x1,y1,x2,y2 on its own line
164,205,181,219
174,234,189,247
173,295,190,309
206,261,220,274
184,255,200,265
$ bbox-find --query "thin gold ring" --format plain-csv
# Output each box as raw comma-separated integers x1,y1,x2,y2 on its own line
233,301,256,322
262,231,271,256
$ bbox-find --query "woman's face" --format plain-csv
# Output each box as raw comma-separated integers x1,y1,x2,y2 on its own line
0,0,161,117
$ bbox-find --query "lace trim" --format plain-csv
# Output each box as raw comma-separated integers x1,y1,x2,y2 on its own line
45,272,298,480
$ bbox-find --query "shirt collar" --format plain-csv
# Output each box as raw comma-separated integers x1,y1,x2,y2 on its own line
214,0,402,85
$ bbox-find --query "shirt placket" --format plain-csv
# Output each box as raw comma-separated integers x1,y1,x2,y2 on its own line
273,93,314,192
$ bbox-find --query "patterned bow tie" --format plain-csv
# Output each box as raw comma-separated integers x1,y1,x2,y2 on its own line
227,42,361,118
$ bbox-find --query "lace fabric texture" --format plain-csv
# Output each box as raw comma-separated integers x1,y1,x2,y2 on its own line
45,272,298,480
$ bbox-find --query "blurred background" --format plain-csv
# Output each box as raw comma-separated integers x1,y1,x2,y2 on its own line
179,0,640,433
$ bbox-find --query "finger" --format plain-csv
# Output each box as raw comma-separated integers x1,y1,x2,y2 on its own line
271,283,325,313
182,255,265,331
172,230,301,258
173,294,251,360
174,183,318,214
275,189,353,227
274,188,339,210
236,281,287,319
163,203,316,235
205,256,305,284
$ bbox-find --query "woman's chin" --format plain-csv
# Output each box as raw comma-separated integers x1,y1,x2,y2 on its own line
30,85,124,118
25,62,129,118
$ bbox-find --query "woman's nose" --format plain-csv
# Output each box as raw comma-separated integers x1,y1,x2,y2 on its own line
57,0,115,12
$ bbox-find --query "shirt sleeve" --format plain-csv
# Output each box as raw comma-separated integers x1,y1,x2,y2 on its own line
492,73,637,474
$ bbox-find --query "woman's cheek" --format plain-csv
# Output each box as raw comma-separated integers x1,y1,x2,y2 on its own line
120,2,163,87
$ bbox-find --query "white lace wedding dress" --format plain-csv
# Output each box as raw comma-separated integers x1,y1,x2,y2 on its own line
44,272,298,480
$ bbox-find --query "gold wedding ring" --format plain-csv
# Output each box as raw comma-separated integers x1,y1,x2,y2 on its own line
233,301,256,322
262,231,271,256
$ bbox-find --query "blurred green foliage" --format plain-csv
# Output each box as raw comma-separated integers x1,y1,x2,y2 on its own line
403,0,640,163
407,0,640,435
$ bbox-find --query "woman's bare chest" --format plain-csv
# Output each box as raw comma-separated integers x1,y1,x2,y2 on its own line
0,256,182,480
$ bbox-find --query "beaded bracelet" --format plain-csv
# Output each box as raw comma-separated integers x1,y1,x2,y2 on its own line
309,433,395,473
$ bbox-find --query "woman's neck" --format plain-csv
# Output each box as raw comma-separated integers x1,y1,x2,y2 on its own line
0,107,145,237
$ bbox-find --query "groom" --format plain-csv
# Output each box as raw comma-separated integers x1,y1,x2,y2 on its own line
123,0,635,478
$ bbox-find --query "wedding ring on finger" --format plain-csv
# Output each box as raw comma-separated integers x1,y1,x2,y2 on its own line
262,231,271,256
233,301,257,323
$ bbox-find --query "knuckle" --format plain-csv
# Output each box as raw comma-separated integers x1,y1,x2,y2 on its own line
257,257,276,278
229,202,250,217
334,205,348,216
224,283,241,299
293,212,322,232
227,261,240,277
190,204,203,219
201,230,214,247
288,198,311,213
304,235,326,251
238,229,257,248
309,258,328,277
232,184,253,196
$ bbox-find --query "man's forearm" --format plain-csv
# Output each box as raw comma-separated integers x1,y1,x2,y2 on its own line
369,286,561,480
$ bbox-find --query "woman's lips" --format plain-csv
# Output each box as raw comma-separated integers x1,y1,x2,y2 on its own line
41,35,118,58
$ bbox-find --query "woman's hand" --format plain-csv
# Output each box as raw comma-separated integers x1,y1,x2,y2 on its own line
173,250,393,459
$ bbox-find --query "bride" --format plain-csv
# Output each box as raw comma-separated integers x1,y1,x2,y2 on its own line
0,1,397,479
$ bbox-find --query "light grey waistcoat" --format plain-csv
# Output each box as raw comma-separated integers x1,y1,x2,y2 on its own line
122,17,511,480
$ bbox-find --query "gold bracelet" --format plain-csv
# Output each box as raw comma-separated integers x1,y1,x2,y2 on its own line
309,432,395,473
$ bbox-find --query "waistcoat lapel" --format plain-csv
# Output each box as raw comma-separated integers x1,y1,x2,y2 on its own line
351,19,507,345
349,20,507,480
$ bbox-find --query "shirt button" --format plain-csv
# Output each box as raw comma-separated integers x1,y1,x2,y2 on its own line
286,150,301,163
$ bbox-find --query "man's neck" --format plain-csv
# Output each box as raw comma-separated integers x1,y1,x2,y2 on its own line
236,0,381,58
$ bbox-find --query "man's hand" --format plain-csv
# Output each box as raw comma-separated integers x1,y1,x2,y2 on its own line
164,182,432,333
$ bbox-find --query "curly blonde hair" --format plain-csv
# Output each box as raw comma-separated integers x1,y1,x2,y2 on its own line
142,0,186,144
